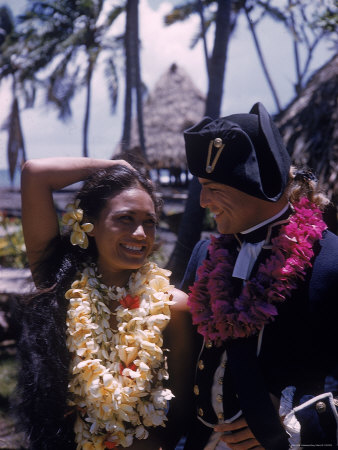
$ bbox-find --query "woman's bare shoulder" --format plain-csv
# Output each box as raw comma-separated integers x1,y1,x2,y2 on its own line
170,288,189,312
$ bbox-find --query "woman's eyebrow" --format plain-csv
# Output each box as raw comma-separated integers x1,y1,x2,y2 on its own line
113,210,156,218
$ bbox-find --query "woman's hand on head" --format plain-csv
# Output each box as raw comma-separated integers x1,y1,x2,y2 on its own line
113,159,135,171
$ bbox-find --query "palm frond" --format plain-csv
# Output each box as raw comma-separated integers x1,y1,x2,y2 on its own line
255,0,289,24
21,79,37,108
104,57,119,113
46,52,79,120
7,97,25,182
0,6,14,45
189,16,213,49
164,2,197,26
106,5,125,25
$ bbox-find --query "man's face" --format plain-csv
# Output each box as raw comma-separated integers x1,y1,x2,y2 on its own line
198,178,267,234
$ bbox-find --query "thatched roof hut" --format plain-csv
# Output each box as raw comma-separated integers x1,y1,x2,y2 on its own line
277,53,338,203
114,63,205,169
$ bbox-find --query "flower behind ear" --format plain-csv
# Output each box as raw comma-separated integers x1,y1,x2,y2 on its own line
61,200,94,249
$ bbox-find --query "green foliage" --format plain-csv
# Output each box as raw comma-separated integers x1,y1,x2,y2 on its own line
164,2,196,25
149,244,168,267
0,356,18,400
203,208,216,231
0,212,27,268
163,0,215,26
315,6,338,33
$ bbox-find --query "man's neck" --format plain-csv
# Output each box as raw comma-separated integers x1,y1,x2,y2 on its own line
240,202,290,235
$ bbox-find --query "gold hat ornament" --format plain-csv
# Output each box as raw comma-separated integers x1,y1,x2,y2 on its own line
205,137,225,173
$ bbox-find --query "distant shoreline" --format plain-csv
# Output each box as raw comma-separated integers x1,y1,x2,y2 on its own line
0,187,76,217
0,168,21,190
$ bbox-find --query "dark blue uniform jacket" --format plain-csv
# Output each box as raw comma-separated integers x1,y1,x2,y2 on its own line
181,230,338,450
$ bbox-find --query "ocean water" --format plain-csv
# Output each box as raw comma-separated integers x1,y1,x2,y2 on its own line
0,168,21,189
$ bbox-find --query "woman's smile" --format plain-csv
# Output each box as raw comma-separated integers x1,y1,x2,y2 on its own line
120,242,147,255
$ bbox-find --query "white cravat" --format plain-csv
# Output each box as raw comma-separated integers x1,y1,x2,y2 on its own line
232,204,290,280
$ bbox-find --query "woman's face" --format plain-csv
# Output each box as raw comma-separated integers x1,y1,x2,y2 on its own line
89,187,157,285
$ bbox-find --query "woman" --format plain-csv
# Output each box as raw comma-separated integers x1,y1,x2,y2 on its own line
17,157,194,450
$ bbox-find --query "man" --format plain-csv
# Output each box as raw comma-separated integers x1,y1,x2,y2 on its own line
181,103,338,449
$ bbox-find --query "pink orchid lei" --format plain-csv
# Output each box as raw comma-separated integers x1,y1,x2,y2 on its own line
188,197,327,347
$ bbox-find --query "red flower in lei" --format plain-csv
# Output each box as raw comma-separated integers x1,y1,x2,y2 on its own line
120,294,140,309
188,198,327,347
104,442,117,449
119,362,137,375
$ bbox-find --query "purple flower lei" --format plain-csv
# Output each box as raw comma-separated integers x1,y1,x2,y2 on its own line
187,197,327,347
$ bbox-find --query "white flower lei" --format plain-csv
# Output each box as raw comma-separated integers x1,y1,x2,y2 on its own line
65,261,175,449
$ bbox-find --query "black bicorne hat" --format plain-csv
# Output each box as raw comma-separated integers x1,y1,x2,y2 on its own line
184,102,291,202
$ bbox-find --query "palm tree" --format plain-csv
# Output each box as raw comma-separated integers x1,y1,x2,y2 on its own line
0,6,32,185
18,0,122,157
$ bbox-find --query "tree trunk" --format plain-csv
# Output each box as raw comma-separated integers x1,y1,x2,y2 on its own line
166,0,233,284
197,0,210,77
205,0,231,118
133,0,146,159
121,0,134,152
7,77,26,184
83,57,94,157
166,176,205,285
121,0,146,158
288,0,301,95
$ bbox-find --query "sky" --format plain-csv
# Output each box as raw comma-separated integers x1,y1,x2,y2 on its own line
0,0,335,170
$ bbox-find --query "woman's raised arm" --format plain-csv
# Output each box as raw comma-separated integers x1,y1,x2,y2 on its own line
21,157,132,276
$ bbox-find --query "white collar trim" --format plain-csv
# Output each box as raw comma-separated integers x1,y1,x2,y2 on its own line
240,203,290,235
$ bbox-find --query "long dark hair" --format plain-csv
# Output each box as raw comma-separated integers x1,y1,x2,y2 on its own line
15,164,161,449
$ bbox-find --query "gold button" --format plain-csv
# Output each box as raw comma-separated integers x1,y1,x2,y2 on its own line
214,137,223,148
206,340,213,349
216,394,223,403
194,385,199,396
218,377,223,385
198,408,204,417
198,360,204,370
316,401,326,413
221,360,226,368
217,412,224,420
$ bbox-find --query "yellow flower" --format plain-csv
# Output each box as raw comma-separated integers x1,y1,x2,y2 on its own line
118,346,139,367
62,200,83,226
135,425,149,440
61,200,94,249
70,222,94,249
